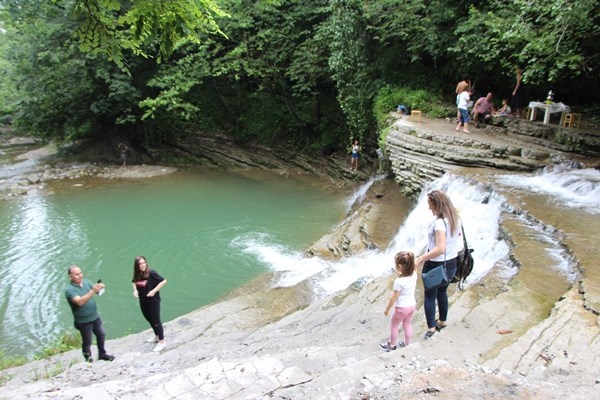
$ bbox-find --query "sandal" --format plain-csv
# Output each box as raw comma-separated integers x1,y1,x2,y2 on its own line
424,330,435,339
435,321,447,332
379,341,397,352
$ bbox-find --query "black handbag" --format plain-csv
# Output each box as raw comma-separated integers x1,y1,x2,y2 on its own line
422,219,449,290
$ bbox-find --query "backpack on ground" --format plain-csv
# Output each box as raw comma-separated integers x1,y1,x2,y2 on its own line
452,224,474,290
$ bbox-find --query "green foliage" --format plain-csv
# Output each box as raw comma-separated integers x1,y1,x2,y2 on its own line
327,0,375,143
0,34,16,118
581,104,600,124
0,350,27,371
378,125,391,151
373,86,450,128
0,1,153,140
137,0,348,153
60,0,229,70
450,0,599,87
1,0,598,156
35,333,81,359
30,361,74,381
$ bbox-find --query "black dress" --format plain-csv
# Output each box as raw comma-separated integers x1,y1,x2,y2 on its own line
511,80,527,109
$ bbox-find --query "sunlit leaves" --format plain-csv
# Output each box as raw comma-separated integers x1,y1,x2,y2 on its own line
64,0,229,70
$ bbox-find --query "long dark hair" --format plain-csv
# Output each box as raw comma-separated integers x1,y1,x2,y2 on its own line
133,256,150,281
427,190,459,235
394,251,415,277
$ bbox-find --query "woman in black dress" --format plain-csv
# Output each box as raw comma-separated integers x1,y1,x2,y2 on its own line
511,67,528,118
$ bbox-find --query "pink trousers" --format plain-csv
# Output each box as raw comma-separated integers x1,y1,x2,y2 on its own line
390,305,416,346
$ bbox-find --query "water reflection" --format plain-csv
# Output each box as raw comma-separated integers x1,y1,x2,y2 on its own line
0,171,349,358
0,194,90,353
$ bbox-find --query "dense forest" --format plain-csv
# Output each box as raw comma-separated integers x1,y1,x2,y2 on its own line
0,0,598,155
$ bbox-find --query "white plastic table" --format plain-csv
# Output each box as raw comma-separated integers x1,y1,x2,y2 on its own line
529,102,570,125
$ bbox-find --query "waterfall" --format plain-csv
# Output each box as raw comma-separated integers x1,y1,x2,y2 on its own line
495,163,600,213
344,174,384,212
236,174,512,295
236,165,596,295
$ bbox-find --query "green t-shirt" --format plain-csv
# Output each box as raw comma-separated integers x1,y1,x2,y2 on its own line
65,279,99,323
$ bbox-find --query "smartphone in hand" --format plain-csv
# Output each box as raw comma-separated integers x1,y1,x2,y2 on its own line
97,279,105,296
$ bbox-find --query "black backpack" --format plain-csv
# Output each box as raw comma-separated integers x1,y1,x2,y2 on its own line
452,224,474,290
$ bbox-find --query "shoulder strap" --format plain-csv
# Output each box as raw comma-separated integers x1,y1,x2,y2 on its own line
442,219,447,267
461,223,468,250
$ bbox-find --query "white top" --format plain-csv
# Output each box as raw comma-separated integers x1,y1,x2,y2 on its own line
457,91,470,110
427,217,461,261
393,271,417,308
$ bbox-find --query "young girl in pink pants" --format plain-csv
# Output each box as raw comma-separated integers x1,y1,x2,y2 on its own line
380,251,417,351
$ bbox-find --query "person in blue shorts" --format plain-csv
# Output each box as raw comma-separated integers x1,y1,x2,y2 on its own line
351,140,360,171
455,89,471,133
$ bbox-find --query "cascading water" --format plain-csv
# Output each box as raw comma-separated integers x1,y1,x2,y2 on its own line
239,165,598,297
344,174,384,212
237,174,512,294
495,163,600,213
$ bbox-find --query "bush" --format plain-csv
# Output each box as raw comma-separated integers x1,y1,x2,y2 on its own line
373,86,450,128
0,350,27,371
35,333,81,359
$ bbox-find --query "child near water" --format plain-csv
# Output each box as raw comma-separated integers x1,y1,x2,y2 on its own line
380,251,418,351
350,139,360,171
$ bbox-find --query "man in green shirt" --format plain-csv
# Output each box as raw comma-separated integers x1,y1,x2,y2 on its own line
65,265,115,362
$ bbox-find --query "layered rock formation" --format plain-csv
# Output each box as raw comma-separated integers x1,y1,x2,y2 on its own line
385,114,600,197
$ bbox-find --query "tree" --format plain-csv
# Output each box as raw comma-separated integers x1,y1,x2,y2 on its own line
59,0,229,69
327,0,375,143
0,0,147,140
450,0,599,98
139,0,349,151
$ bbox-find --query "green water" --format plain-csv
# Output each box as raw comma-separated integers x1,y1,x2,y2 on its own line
0,169,349,358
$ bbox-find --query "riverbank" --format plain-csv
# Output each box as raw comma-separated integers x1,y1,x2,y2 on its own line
1,119,599,399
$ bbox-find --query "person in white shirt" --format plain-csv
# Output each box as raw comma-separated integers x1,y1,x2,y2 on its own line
415,190,461,338
380,251,418,351
455,89,472,133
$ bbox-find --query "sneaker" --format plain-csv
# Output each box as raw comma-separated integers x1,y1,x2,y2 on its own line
98,353,115,361
397,341,406,348
424,330,435,339
153,342,166,352
379,341,397,352
146,336,158,343
84,353,93,363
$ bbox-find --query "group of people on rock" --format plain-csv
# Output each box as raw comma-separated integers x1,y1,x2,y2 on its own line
455,67,528,132
380,190,462,351
65,256,167,362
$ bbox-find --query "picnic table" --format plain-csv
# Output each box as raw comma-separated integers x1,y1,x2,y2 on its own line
529,101,570,125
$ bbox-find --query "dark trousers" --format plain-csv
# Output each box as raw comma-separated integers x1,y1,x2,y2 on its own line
140,300,164,340
423,258,457,329
74,317,106,359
